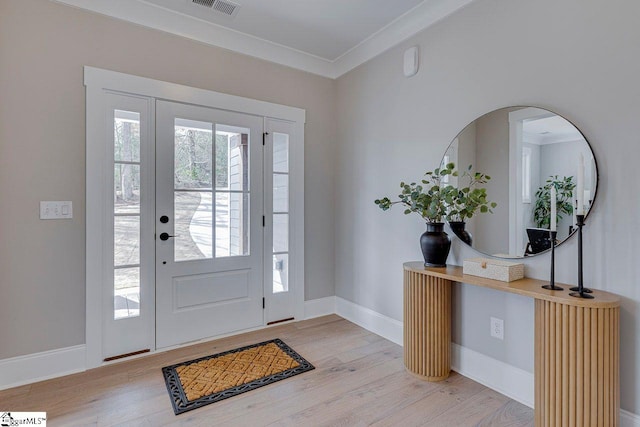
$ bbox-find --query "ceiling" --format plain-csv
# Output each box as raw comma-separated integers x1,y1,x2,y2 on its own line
52,0,476,78
144,0,424,61
523,115,585,145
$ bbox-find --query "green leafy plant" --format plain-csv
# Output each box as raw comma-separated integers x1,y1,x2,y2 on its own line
375,163,457,223
533,175,575,228
446,165,497,222
374,163,496,223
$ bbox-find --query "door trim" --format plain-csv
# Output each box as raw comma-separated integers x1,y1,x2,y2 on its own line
508,107,555,256
85,66,305,369
84,67,305,123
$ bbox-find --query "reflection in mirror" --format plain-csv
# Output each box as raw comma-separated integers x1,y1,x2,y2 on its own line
442,107,597,258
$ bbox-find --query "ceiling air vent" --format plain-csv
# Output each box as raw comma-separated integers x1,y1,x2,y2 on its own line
190,0,240,17
192,0,215,7
213,0,238,16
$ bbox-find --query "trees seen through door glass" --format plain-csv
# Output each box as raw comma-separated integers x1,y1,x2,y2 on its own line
113,110,141,319
173,119,250,261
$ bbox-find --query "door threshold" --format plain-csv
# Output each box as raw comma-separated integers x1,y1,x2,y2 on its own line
267,317,295,326
104,349,150,362
99,320,295,367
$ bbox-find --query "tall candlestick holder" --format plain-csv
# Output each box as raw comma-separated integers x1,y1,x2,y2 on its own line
570,214,594,299
542,230,562,290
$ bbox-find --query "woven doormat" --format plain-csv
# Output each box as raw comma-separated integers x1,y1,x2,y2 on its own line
162,338,314,415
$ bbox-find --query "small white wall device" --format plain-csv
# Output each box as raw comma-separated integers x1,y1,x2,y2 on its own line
40,201,73,219
403,46,419,77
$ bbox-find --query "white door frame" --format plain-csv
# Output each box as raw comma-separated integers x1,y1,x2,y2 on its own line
85,66,305,369
508,107,555,256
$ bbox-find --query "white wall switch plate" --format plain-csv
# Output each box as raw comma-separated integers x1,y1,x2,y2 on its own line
40,201,73,219
490,316,504,340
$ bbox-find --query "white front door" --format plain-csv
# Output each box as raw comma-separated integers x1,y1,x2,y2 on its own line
87,68,305,367
155,100,264,348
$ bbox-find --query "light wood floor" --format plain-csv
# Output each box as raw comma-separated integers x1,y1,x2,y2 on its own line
0,315,533,426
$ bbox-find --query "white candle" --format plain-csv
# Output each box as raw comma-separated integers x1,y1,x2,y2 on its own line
577,154,585,215
573,188,577,225
550,186,557,231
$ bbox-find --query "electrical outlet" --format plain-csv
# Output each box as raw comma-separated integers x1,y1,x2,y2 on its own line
490,317,504,340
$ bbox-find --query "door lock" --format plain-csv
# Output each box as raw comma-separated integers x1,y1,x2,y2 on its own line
160,215,170,223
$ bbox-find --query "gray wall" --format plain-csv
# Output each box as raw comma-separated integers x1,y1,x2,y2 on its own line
335,0,640,414
0,0,336,359
474,110,510,254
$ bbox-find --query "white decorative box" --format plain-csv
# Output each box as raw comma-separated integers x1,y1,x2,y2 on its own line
463,258,524,282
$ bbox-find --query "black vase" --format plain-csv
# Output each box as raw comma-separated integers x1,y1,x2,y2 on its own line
448,221,473,246
420,222,451,267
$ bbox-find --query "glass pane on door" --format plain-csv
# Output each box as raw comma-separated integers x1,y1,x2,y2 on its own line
272,132,290,294
215,124,250,258
113,109,142,319
114,268,140,319
273,214,288,253
174,118,213,190
216,130,249,191
273,133,289,173
114,164,140,214
215,192,249,257
175,191,213,261
171,119,252,261
173,118,214,262
273,254,289,293
273,173,289,213
114,216,140,266
114,110,140,162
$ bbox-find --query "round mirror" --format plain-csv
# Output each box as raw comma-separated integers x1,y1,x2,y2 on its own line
442,106,598,258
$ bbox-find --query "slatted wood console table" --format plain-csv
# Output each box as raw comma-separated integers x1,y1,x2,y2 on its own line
403,262,620,427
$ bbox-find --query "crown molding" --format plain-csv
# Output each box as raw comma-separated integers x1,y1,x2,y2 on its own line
51,0,475,79
331,0,475,77
51,0,333,76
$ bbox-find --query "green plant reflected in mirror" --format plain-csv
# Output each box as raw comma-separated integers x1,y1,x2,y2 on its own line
533,176,575,229
441,106,598,258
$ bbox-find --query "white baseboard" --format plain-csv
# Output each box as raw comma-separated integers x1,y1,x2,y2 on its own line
450,345,640,423
451,343,534,408
304,296,336,319
0,345,86,390
334,297,403,346
331,297,640,421
329,298,533,407
622,409,640,427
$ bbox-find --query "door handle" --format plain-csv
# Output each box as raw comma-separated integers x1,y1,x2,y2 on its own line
159,232,177,241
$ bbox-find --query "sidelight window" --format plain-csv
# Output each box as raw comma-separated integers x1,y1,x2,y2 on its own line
113,110,141,319
272,132,289,293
